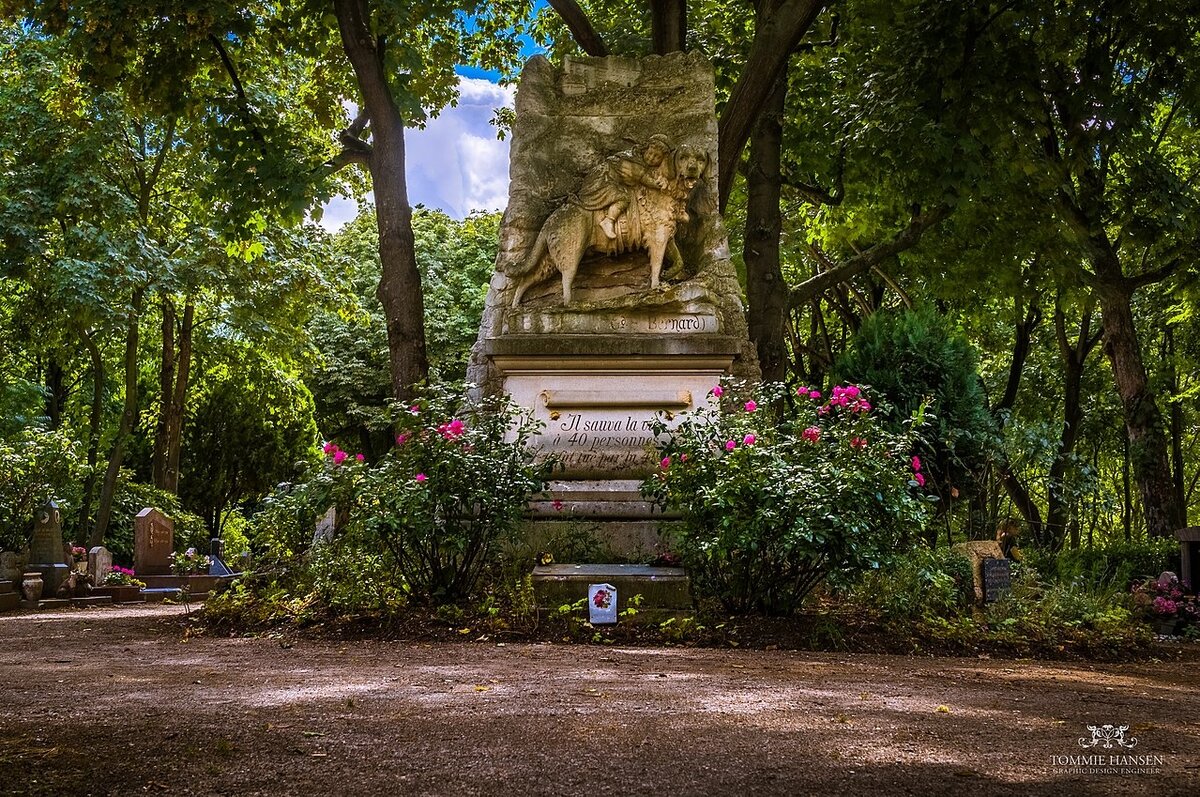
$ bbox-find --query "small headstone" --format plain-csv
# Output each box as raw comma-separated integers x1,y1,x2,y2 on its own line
134,508,174,576
952,540,1006,605
88,546,113,586
588,582,618,624
982,558,1012,603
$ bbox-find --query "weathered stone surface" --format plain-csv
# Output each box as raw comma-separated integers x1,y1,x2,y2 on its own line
88,546,113,586
134,508,174,576
468,53,759,397
28,502,65,565
953,541,1007,605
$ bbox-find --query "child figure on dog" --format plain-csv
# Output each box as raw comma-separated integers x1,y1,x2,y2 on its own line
576,134,674,240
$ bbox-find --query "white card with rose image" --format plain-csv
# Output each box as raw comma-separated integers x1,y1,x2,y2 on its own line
588,583,618,624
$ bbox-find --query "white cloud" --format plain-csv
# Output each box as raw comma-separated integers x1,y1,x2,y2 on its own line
317,76,514,232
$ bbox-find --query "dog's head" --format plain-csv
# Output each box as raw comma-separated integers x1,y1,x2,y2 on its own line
673,143,710,190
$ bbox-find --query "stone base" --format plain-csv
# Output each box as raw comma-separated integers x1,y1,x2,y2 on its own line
0,589,18,612
26,563,70,597
533,564,691,613
91,585,145,604
140,574,225,592
23,598,70,610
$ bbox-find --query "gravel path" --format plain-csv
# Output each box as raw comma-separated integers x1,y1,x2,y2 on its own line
1,605,1196,795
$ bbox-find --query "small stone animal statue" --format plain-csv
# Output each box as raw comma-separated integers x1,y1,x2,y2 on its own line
508,140,711,307
55,569,92,598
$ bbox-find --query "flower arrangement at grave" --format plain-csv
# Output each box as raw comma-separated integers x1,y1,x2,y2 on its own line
171,548,211,576
1131,573,1199,635
104,565,146,589
643,381,932,615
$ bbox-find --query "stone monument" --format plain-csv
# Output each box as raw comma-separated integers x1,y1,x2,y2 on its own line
469,53,759,557
88,546,113,586
134,508,174,576
27,501,70,595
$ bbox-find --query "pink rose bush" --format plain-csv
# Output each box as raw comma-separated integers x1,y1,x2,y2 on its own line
254,385,549,603
644,380,931,615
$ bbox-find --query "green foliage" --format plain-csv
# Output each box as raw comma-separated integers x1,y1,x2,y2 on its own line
247,384,548,607
0,428,86,551
645,381,930,615
307,209,501,455
848,546,973,622
1048,539,1179,589
835,306,997,507
180,348,319,535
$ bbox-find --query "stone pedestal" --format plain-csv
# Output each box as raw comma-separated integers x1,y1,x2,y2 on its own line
469,54,758,563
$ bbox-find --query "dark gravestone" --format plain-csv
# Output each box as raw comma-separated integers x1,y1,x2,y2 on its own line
982,558,1012,603
1176,528,1200,593
134,508,174,576
27,501,70,595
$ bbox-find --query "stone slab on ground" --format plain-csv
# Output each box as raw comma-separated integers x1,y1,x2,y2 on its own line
70,595,113,608
0,590,17,612
23,597,71,610
533,563,691,611
91,585,145,604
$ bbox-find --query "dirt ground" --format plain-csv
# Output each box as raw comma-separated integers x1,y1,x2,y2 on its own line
0,605,1197,796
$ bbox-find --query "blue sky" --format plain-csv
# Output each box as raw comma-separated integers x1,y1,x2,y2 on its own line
320,17,547,230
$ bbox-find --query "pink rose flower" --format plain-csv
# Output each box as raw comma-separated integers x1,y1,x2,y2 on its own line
415,473,428,483
744,400,757,412
809,390,821,400
912,456,922,472
355,453,365,462
802,427,821,443
850,436,867,450
914,472,926,487
660,456,671,469
725,440,736,451
396,433,410,445
333,450,347,465
743,434,756,446
409,404,420,415
322,441,337,454
712,385,724,398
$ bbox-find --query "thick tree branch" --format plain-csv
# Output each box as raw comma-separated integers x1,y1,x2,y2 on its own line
548,0,609,57
208,34,267,154
718,0,827,210
788,205,950,307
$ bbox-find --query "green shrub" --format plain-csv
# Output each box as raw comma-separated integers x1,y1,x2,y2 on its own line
849,546,973,622
644,381,931,615
245,384,548,608
1052,539,1178,588
835,305,997,516
104,473,208,564
0,428,86,551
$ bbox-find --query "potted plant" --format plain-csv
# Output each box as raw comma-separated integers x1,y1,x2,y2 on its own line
93,566,147,603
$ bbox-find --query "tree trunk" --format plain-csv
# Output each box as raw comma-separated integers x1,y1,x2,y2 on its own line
743,74,788,382
650,0,687,54
334,0,429,401
717,0,826,209
1045,301,1096,551
90,287,145,548
76,326,104,544
1166,326,1187,526
1095,277,1182,538
547,0,609,56
152,299,176,489
44,357,65,430
164,303,193,494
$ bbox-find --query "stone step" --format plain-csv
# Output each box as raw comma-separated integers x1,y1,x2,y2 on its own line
525,519,682,561
0,591,19,612
532,563,692,613
22,598,71,610
0,580,14,594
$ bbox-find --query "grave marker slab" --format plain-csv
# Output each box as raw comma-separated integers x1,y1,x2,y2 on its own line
982,558,1012,603
88,546,113,586
134,508,174,576
27,502,70,595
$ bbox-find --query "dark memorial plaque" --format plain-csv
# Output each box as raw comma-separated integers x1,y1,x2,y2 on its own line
982,558,1012,603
